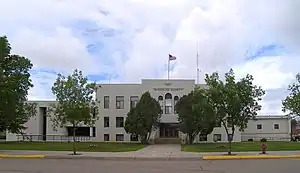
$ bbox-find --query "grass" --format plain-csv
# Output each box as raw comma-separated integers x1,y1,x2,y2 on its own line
182,141,300,152
0,141,146,152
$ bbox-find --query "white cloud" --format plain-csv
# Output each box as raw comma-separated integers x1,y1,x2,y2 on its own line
1,0,299,115
10,27,100,73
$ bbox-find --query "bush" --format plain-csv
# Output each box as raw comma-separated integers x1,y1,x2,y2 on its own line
260,138,267,142
248,139,253,142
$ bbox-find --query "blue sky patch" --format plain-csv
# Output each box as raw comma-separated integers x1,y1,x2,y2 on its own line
30,68,58,75
67,19,131,66
246,44,284,60
87,73,117,82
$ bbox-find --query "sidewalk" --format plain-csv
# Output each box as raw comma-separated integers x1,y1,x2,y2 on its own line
2,146,300,160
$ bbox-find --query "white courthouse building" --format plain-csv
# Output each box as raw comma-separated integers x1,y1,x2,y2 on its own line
4,79,292,143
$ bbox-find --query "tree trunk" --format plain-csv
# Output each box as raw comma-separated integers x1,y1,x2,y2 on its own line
228,140,232,155
147,131,151,141
188,134,194,144
141,135,148,144
72,124,77,155
228,127,235,155
222,122,232,155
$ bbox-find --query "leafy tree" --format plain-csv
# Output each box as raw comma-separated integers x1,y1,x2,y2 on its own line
48,69,99,155
282,73,300,118
0,36,37,134
175,89,216,144
205,69,265,155
124,91,162,144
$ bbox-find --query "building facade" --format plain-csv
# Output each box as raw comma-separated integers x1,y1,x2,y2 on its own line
5,79,292,143
241,116,291,141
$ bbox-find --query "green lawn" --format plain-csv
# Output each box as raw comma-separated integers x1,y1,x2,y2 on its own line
0,142,146,152
182,141,300,152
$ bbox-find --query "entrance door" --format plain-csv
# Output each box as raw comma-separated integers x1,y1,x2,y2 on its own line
159,123,179,138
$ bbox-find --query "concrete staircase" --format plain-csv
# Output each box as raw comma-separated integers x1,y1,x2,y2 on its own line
154,138,181,144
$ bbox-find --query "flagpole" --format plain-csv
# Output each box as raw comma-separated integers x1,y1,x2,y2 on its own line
196,41,199,84
167,58,170,80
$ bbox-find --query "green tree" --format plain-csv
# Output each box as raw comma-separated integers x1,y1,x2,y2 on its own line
0,36,37,134
124,91,162,144
48,69,99,155
282,73,300,118
205,69,265,155
175,89,216,144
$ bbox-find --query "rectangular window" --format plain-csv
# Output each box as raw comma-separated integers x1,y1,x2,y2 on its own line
104,117,109,127
67,127,90,136
116,117,124,128
130,134,139,141
257,124,262,129
92,127,96,137
116,134,124,141
104,96,109,109
104,134,110,141
0,131,6,140
213,134,222,141
165,106,172,114
174,99,179,114
130,96,139,109
274,124,279,129
158,100,164,114
116,96,124,109
199,134,207,141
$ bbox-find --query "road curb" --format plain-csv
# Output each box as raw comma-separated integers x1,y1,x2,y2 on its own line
0,154,45,159
42,155,203,161
203,155,300,160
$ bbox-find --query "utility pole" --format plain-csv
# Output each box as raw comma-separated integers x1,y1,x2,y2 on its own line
196,42,200,84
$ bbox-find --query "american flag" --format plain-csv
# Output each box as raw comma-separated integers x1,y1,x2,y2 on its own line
169,54,177,61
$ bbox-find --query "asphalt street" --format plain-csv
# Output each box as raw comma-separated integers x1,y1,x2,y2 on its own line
0,158,300,173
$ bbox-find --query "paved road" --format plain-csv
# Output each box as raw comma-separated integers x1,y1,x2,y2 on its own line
0,159,300,173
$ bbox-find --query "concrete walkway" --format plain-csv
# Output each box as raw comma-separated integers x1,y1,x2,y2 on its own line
135,144,182,156
2,144,300,160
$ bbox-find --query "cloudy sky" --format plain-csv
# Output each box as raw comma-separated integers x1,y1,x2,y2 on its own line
1,0,299,115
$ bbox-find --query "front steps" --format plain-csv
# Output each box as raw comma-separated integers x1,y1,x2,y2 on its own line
154,138,181,144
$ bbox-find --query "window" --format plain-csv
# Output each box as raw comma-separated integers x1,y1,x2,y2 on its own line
165,93,172,114
213,134,222,141
199,134,207,141
174,96,179,113
67,127,90,136
0,131,6,140
165,106,172,114
116,96,124,109
104,134,110,141
130,134,139,141
116,134,124,141
104,117,109,127
130,96,139,109
116,117,124,128
257,124,262,129
158,96,164,113
274,124,279,129
104,96,109,109
92,127,96,137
